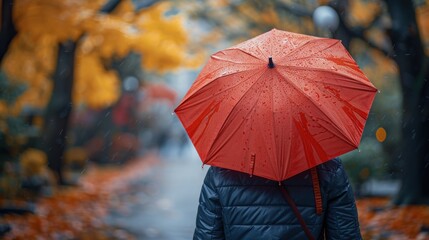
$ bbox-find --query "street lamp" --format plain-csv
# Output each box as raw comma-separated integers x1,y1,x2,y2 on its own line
313,5,339,33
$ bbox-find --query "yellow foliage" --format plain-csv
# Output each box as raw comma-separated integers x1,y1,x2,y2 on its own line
0,100,8,133
237,4,264,24
235,3,283,28
134,2,190,71
85,15,137,58
2,0,192,110
347,0,381,27
200,31,223,45
32,116,44,129
64,147,88,166
185,51,207,69
365,27,388,52
0,100,7,116
19,148,47,177
111,0,136,22
13,0,105,42
2,36,54,112
74,53,120,109
350,39,397,89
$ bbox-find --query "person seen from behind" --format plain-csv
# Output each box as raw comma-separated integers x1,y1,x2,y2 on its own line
193,157,361,240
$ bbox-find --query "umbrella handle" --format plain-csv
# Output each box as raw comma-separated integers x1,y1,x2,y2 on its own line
250,154,256,177
311,167,323,215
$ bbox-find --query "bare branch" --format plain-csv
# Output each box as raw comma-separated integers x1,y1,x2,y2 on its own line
347,25,393,58
331,2,393,58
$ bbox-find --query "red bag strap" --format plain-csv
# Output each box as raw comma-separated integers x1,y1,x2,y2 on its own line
279,186,315,240
310,167,323,215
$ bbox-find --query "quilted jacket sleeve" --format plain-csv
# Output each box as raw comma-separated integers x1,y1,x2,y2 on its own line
193,168,225,240
325,161,362,240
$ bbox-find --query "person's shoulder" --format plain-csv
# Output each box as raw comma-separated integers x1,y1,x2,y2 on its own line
318,157,355,189
317,157,343,173
316,158,348,186
205,166,234,185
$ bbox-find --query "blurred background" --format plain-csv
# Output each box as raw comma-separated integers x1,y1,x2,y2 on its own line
0,0,429,239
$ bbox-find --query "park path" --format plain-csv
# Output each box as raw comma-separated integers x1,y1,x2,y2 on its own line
106,143,207,240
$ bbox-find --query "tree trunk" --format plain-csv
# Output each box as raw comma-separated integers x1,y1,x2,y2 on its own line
42,41,77,185
0,0,17,64
41,0,124,184
384,0,429,205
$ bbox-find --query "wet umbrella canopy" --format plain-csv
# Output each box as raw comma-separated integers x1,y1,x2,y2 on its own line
175,29,377,181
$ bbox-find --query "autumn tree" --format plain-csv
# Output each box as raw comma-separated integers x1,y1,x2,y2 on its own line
180,0,429,205
1,0,193,184
382,0,429,205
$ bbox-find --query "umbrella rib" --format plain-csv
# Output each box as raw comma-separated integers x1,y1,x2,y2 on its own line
276,77,314,173
276,79,357,168
211,58,262,65
205,69,268,163
271,73,285,180
292,70,371,146
212,55,262,65
199,63,261,85
285,65,376,95
257,44,269,59
315,121,358,148
281,78,295,179
280,81,299,180
179,68,263,110
277,70,358,147
282,39,340,62
283,65,376,90
291,73,359,147
227,48,265,62
270,73,279,178
189,49,266,98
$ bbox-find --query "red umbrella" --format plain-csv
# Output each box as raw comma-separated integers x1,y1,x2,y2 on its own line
175,29,377,181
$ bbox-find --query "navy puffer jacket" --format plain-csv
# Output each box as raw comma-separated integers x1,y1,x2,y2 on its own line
193,158,361,240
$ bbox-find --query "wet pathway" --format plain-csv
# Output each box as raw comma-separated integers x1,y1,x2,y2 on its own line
106,143,207,240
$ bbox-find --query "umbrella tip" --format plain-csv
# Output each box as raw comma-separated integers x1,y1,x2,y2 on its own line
268,57,275,68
